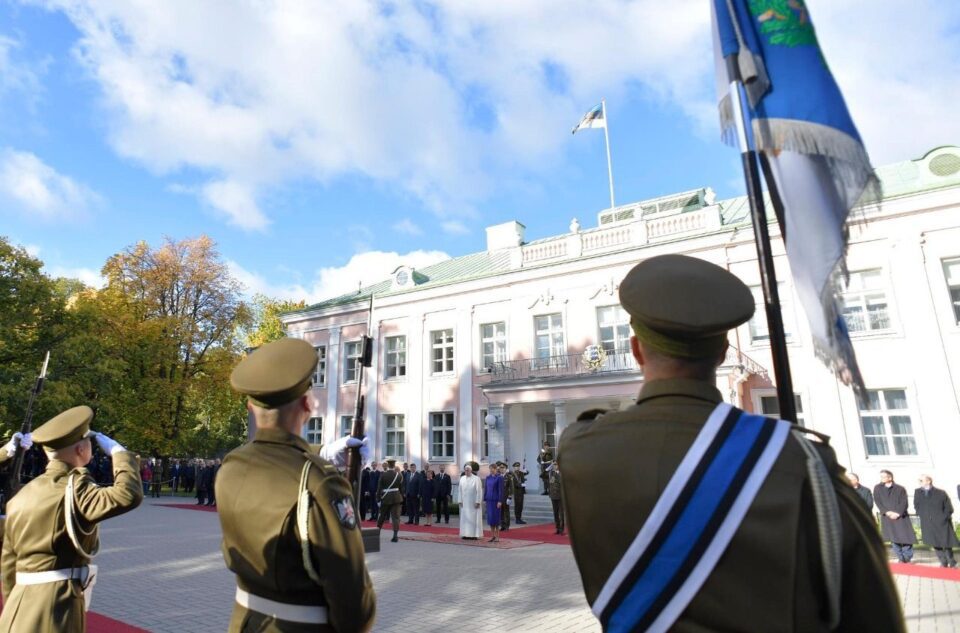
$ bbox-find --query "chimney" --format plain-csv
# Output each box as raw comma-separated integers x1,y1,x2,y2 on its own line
485,221,525,251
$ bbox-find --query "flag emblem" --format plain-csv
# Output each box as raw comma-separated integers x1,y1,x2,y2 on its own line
572,104,605,134
333,497,358,529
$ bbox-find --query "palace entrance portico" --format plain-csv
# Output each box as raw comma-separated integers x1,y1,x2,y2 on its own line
478,346,768,491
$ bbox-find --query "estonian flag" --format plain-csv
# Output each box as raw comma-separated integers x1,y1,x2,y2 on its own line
572,104,605,134
711,0,876,392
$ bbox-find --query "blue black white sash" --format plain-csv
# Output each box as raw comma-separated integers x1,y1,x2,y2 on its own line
591,402,791,633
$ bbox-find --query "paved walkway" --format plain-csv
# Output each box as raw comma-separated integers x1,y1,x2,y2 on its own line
82,499,958,632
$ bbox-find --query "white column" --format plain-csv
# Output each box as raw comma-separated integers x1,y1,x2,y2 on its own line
553,400,568,446
410,313,425,466
487,403,506,463
325,327,341,446
457,307,475,463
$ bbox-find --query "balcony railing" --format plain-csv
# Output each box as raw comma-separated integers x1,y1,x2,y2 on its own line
484,348,639,384
483,344,767,385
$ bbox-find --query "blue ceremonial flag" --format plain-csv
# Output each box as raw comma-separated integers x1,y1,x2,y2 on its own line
711,0,876,390
572,103,605,134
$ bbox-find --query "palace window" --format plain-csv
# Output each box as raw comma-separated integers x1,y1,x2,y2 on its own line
480,322,507,371
431,329,455,374
340,415,353,438
841,270,891,333
384,414,406,459
305,417,323,445
597,305,631,352
534,313,565,365
758,393,806,427
943,258,960,324
748,284,794,344
430,411,456,461
343,341,362,383
385,336,407,379
859,389,918,457
313,346,326,387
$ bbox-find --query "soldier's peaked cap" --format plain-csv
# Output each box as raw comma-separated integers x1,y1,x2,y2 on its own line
619,254,754,359
385,458,397,468
231,337,316,408
512,461,521,467
32,405,95,450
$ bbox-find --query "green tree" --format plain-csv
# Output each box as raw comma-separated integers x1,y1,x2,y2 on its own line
93,236,251,456
245,294,306,348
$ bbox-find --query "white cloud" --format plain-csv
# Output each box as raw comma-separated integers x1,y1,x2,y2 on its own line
37,0,715,230
392,218,423,237
229,249,451,304
807,1,960,166
200,179,268,231
32,0,960,231
0,147,100,219
441,220,470,235
0,35,43,104
45,265,105,288
23,243,41,257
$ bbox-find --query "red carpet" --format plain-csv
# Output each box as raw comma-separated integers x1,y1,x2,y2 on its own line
360,519,571,546
158,503,217,513
0,598,149,632
890,562,960,581
399,533,541,549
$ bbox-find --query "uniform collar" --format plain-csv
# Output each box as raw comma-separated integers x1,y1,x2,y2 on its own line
46,459,73,475
636,378,724,405
253,427,311,452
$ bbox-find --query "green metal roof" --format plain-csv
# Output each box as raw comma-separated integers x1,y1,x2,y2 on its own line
288,146,960,317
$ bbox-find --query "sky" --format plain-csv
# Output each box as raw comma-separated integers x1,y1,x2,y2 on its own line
1,0,958,303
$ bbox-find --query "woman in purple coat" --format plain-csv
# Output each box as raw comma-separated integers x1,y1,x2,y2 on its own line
484,465,506,542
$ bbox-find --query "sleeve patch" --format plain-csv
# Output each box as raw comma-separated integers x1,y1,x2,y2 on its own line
332,497,358,529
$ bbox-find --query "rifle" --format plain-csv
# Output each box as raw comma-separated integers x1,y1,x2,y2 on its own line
2,352,50,512
347,295,378,552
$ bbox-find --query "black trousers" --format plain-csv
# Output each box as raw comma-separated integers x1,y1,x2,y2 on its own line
196,487,206,504
435,495,449,522
551,498,564,532
378,503,401,532
934,547,957,566
514,492,525,521
368,496,379,521
405,496,420,523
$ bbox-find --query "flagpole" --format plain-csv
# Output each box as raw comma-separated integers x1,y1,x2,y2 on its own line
726,56,798,424
601,98,615,210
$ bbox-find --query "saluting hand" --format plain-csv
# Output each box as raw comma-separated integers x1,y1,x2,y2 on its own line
94,431,127,455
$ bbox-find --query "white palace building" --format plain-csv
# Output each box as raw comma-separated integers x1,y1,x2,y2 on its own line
282,146,960,496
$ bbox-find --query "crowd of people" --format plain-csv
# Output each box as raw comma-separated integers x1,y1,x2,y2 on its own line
849,470,960,567
359,457,567,543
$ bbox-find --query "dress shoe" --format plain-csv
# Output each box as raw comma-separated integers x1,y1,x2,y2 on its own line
516,519,527,524
391,535,399,543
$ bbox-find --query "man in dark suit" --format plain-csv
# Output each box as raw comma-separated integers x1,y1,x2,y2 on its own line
171,459,181,492
405,463,421,524
196,460,209,505
915,475,959,567
359,466,371,520
435,464,452,524
367,463,381,521
874,469,917,563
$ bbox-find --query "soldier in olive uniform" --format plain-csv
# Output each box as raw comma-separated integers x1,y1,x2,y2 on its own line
1,406,142,633
215,338,375,633
499,462,514,531
559,254,904,632
376,459,405,543
536,442,553,495
510,461,528,524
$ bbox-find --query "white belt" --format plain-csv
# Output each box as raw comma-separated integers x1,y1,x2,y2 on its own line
235,587,328,624
382,488,399,493
16,565,98,611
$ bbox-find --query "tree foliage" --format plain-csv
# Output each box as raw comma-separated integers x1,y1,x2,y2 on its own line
0,235,266,458
245,294,306,349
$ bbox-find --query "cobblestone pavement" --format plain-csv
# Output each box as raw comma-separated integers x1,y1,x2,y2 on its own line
89,498,957,632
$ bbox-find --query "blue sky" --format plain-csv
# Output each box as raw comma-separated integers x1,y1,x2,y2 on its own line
1,1,958,302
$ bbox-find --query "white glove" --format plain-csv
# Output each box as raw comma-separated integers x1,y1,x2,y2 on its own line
3,432,25,457
319,435,371,468
94,432,127,456
20,432,32,450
